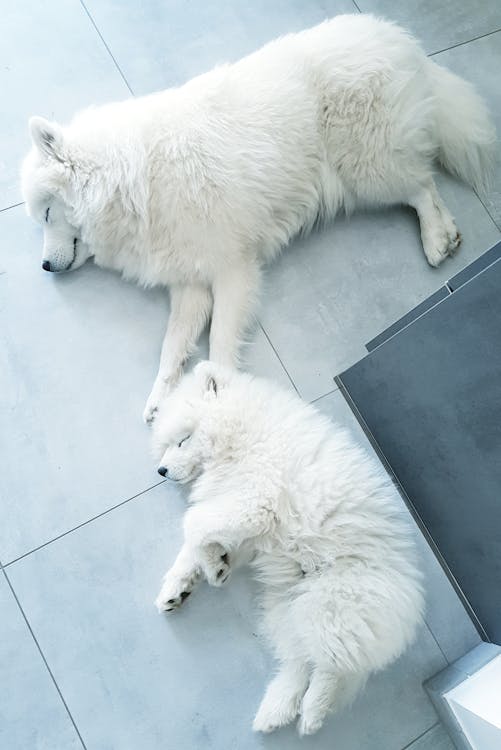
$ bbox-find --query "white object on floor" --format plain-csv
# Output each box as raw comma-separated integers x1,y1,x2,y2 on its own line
444,654,501,749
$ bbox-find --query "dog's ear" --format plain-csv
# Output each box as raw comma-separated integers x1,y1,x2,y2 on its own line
29,116,65,161
194,361,225,399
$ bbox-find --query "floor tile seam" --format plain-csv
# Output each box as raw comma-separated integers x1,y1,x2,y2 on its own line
423,618,450,666
428,26,501,57
256,320,300,395
471,189,501,234
0,202,24,213
1,567,88,749
310,386,340,404
400,721,441,750
79,0,134,96
3,480,166,567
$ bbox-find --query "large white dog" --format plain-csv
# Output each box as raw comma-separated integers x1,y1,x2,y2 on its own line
21,15,495,421
153,362,424,735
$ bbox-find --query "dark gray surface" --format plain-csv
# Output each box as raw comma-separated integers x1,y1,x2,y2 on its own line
447,239,501,291
339,257,501,643
366,287,451,352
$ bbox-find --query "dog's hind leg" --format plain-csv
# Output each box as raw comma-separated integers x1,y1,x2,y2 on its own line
143,283,212,423
209,260,261,369
253,660,310,733
297,668,338,735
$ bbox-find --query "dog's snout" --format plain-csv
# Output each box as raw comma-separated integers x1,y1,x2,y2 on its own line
42,260,52,272
158,466,168,477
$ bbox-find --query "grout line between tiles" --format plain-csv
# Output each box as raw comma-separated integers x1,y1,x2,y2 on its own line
471,187,501,235
310,386,339,404
424,620,450,666
3,480,166,567
0,202,24,213
429,26,501,57
79,0,134,96
257,320,300,395
400,721,441,750
2,567,88,750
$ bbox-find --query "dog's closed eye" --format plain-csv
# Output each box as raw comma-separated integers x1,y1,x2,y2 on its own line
178,435,191,448
45,207,50,222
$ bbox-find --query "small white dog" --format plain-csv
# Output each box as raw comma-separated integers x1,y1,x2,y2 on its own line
21,15,495,422
153,362,424,735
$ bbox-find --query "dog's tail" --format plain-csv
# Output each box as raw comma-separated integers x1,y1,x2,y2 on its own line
428,59,496,194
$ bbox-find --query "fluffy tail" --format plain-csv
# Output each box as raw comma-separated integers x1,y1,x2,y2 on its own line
428,59,496,194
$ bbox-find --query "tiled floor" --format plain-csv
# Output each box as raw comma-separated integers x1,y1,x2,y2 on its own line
1,2,499,749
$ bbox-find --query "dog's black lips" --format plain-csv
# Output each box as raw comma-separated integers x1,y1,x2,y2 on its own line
65,237,78,271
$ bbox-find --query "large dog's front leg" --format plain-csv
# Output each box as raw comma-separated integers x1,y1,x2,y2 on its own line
143,283,212,423
209,260,261,368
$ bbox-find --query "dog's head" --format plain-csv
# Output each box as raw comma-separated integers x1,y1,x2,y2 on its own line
21,116,92,273
152,362,234,484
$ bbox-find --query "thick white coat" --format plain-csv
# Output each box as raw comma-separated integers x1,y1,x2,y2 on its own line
153,363,424,735
21,15,495,420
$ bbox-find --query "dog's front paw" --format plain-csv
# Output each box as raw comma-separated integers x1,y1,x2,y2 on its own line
143,389,162,425
155,569,198,613
204,549,231,587
143,373,180,424
143,375,169,425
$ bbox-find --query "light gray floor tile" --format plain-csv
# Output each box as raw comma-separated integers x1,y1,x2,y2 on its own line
0,0,131,210
259,173,499,401
406,723,455,750
433,31,501,229
0,205,286,563
414,534,481,664
355,1,501,54
82,0,357,95
0,573,82,750
7,481,447,750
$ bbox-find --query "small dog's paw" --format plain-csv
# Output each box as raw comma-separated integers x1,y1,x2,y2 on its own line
253,702,297,733
155,570,197,613
155,588,191,613
205,551,231,587
297,713,324,736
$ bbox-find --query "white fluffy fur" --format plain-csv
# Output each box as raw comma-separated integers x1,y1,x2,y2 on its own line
152,362,424,735
21,15,495,421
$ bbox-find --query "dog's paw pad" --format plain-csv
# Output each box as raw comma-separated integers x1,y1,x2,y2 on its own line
210,555,230,586
155,590,190,613
155,578,194,612
143,405,158,425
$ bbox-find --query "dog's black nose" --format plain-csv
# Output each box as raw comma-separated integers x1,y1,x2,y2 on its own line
42,260,52,272
158,466,168,477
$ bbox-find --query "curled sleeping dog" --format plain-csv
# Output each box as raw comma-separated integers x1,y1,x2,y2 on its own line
152,362,424,735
